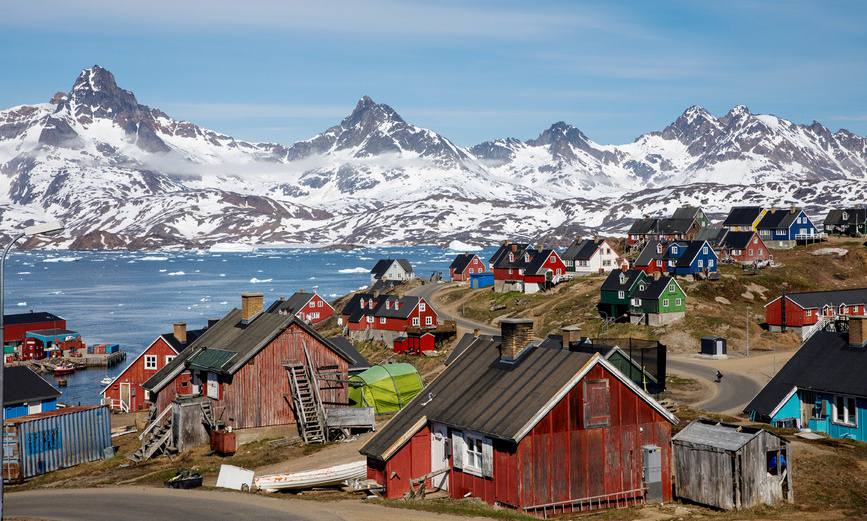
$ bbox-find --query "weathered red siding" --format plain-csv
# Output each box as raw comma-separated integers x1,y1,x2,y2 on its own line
103,337,179,411
726,235,770,263
295,294,334,325
344,298,438,333
211,323,349,430
451,256,485,282
4,318,67,344
448,364,672,509
764,297,811,328
368,425,431,499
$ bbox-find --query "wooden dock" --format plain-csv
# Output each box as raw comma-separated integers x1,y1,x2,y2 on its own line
10,351,127,373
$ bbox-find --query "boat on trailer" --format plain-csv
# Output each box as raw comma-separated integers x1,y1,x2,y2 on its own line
254,460,367,492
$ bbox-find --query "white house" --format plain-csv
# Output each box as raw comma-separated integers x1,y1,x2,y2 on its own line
562,238,626,275
370,259,415,284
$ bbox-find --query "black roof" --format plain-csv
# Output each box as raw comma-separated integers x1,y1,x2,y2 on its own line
161,326,209,352
371,259,413,279
3,312,64,325
825,208,867,226
143,309,353,392
658,218,695,235
635,276,677,300
671,206,702,221
746,330,867,418
340,293,421,322
718,231,758,250
444,333,481,366
634,240,687,266
601,269,646,292
267,292,316,315
489,243,529,266
757,208,801,230
328,336,370,372
627,218,659,235
778,288,867,310
723,206,764,227
449,254,477,273
4,366,60,406
673,241,710,267
695,225,726,246
562,239,600,261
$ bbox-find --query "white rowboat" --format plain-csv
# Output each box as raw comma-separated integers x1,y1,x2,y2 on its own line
254,460,367,492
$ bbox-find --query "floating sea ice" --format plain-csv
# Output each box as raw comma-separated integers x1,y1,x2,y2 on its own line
17,271,31,275
16,302,26,306
220,301,228,305
139,256,169,261
338,267,368,274
309,276,316,280
42,256,80,263
219,273,226,277
168,271,185,276
50,291,63,295
159,269,167,273
194,270,200,273
249,277,273,283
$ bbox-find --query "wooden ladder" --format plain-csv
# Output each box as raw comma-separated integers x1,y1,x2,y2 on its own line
128,406,174,462
285,344,326,444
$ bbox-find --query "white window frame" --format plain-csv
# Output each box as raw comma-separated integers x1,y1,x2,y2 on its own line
144,355,158,370
367,316,374,323
702,246,709,254
697,259,704,268
671,246,678,254
380,316,386,324
425,316,433,326
663,298,670,307
165,355,176,365
618,290,625,299
669,284,676,293
412,317,420,326
318,300,323,308
419,302,426,312
463,434,485,477
656,259,662,267
833,395,857,427
708,259,715,267
675,298,682,306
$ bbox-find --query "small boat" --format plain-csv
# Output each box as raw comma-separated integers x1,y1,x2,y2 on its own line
254,460,367,492
165,469,203,489
100,376,113,385
53,364,76,376
57,378,68,387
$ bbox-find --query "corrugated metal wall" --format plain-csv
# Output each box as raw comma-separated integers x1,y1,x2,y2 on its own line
4,406,111,481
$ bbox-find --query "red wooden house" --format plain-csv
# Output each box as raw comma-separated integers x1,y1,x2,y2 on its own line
361,319,677,515
449,254,485,282
339,294,438,342
717,231,770,265
3,312,66,346
101,322,208,412
267,291,334,325
393,332,435,354
142,293,356,429
764,288,867,333
489,243,567,294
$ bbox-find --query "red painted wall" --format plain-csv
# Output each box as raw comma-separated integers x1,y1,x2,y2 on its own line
104,337,179,411
367,425,432,499
765,297,811,328
725,235,770,263
448,364,673,509
4,318,67,344
451,256,485,281
209,323,349,430
295,294,334,325
344,298,439,332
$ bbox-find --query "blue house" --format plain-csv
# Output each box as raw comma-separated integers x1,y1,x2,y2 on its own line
3,366,61,419
745,320,867,440
666,240,718,277
756,207,819,248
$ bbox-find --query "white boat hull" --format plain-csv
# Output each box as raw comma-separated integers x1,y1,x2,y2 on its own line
254,460,367,492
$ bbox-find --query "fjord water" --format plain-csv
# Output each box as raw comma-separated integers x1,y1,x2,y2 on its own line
5,247,488,405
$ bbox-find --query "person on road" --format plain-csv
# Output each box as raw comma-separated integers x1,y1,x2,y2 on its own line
715,370,724,383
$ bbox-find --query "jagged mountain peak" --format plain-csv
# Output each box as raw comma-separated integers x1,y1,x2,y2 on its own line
341,95,406,130
528,121,591,147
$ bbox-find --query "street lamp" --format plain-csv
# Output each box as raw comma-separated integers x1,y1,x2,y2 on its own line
0,221,63,518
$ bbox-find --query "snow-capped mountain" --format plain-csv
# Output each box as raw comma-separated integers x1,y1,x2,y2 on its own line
0,65,865,250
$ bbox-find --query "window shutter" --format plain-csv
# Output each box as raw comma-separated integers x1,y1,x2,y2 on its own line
452,432,464,470
583,379,611,428
481,439,494,478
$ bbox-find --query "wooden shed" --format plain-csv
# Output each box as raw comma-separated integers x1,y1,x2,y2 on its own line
672,419,793,510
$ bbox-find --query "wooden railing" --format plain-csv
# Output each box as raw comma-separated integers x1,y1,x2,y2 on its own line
139,405,172,441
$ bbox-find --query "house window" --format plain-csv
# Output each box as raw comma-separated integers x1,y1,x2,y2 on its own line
663,299,670,307
380,317,386,324
806,309,812,318
309,301,316,309
144,355,157,370
419,302,426,312
669,284,675,293
412,317,420,326
367,316,374,323
556,268,561,275
834,395,857,426
583,379,610,428
671,246,678,254
697,259,704,268
618,290,625,299
631,298,642,306
708,259,714,267
508,268,513,275
675,298,682,306
469,268,474,274
318,301,323,307
639,284,646,291
748,248,754,256
703,246,709,254
425,316,433,326
656,260,662,267
165,355,176,365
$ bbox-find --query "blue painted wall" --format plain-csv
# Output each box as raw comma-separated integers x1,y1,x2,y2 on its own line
770,389,801,423
667,241,719,275
4,398,57,420
774,390,867,441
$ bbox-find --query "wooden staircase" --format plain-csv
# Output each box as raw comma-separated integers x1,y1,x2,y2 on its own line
200,399,224,430
129,406,174,462
285,345,327,444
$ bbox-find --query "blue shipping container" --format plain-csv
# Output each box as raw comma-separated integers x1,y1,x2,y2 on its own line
469,272,495,289
3,405,111,481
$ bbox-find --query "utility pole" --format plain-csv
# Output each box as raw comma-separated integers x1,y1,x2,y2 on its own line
746,307,750,357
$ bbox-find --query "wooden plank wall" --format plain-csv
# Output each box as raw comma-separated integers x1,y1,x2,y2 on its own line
216,324,349,430
673,443,735,509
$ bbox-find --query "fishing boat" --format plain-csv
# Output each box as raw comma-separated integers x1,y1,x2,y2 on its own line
254,460,367,492
100,376,113,385
52,364,76,376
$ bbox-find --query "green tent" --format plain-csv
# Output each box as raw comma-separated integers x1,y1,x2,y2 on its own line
348,363,423,413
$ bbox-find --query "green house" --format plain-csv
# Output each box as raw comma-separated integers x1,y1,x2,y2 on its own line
600,269,647,320
630,276,686,326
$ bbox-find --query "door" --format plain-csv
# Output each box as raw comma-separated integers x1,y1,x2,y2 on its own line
430,422,450,491
119,382,131,412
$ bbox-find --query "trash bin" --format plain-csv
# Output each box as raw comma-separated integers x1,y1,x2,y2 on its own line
210,428,237,456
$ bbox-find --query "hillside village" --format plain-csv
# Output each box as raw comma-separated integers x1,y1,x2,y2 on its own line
9,204,867,521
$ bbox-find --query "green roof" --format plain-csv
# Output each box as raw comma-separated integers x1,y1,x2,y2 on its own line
187,348,237,372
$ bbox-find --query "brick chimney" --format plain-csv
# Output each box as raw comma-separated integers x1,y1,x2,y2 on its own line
561,324,581,350
241,292,264,323
850,317,866,347
172,323,187,344
500,318,533,361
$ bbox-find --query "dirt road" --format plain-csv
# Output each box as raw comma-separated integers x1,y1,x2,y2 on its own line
7,487,490,521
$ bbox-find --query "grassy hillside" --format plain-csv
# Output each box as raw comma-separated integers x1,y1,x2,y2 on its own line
438,237,867,354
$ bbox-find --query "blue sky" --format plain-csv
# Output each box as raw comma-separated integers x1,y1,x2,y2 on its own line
1,1,865,146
